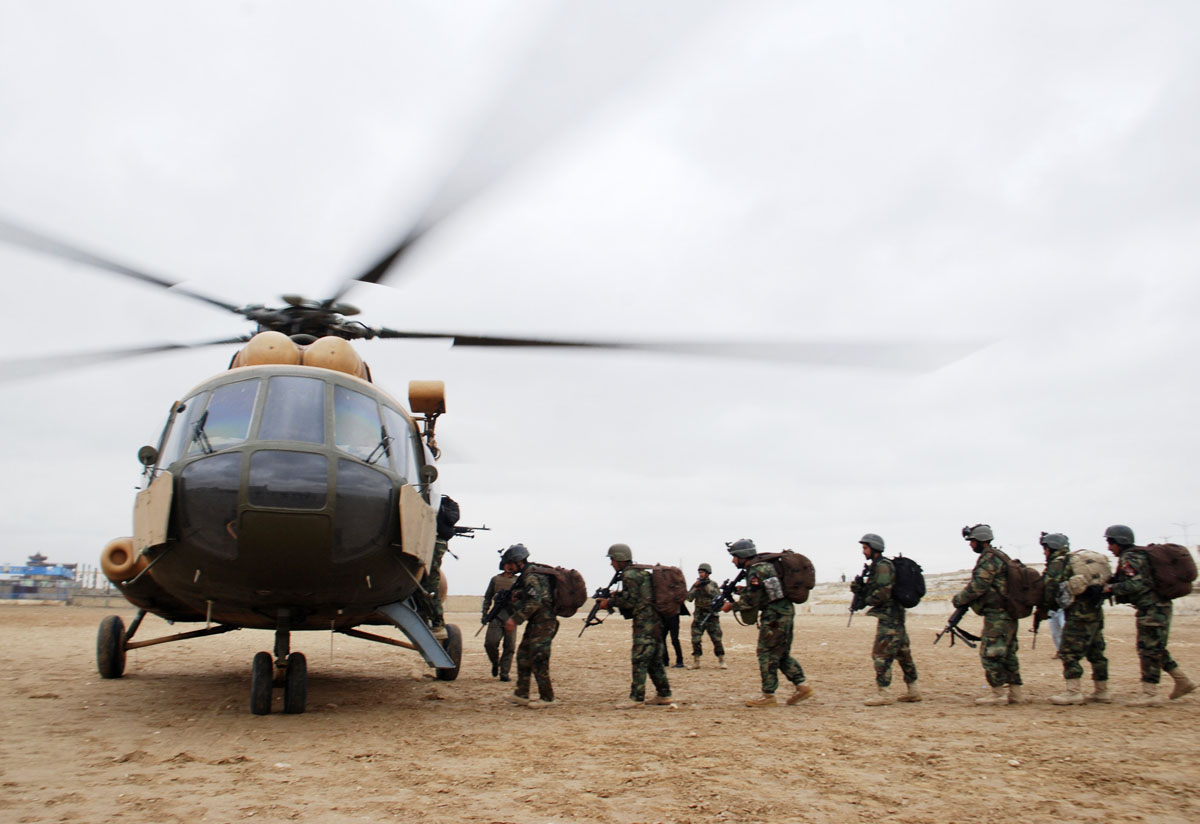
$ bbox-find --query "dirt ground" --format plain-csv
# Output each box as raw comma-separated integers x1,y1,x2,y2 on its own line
0,604,1197,824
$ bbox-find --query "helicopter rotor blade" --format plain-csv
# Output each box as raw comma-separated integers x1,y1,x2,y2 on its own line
323,1,726,305
372,328,987,372
0,337,248,383
0,217,245,316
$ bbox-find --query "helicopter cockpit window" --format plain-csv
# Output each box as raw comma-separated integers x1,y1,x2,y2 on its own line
248,451,328,510
188,379,259,455
380,406,418,482
159,394,207,466
334,386,383,463
259,376,325,445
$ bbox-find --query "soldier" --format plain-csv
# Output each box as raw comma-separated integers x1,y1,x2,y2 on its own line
595,543,675,709
481,559,517,682
952,524,1025,705
854,533,920,706
686,563,726,669
1102,524,1196,706
500,544,558,708
1039,532,1110,705
418,496,460,639
721,539,813,707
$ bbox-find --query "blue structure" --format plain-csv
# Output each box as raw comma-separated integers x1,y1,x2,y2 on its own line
0,553,76,600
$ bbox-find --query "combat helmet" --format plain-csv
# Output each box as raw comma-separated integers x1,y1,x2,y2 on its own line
859,533,885,552
607,543,633,562
962,524,994,542
726,538,758,559
500,543,530,565
698,563,712,574
1104,524,1135,547
1039,532,1069,551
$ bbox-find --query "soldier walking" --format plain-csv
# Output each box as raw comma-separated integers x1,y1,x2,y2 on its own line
686,563,726,669
854,533,920,705
1102,524,1196,706
501,544,558,708
481,560,517,681
952,524,1025,705
721,539,813,707
595,543,675,709
1039,532,1110,705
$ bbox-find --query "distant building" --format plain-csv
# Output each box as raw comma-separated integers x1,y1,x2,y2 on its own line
0,553,77,601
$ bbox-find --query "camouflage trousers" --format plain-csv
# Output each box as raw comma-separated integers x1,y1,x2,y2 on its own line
690,614,725,657
1059,613,1108,681
484,619,516,678
631,625,671,701
417,539,448,628
515,617,559,700
1135,604,1178,684
979,610,1022,687
872,613,917,687
756,606,805,694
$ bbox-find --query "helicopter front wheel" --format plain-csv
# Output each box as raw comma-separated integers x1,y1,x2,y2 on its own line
283,653,307,714
250,651,273,715
96,615,127,678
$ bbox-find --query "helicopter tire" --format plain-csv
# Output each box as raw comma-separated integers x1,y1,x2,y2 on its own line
250,651,273,715
435,623,462,682
283,653,307,715
96,615,127,679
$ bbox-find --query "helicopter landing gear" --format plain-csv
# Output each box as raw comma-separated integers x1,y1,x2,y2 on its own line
249,620,309,715
250,651,273,715
96,614,127,678
435,623,462,682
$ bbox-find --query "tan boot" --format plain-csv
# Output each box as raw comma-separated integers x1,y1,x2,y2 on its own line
645,694,675,705
897,682,922,703
745,693,777,707
1126,682,1164,707
688,656,701,670
615,699,645,710
1049,678,1083,705
786,683,814,705
974,685,1008,705
717,656,727,670
1087,680,1111,704
527,698,554,709
1007,684,1029,704
864,686,894,706
505,693,531,706
1168,668,1197,700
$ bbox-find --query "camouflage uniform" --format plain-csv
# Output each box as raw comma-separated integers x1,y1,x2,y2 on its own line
420,538,449,629
509,566,559,701
736,560,806,694
610,566,672,702
863,557,917,688
1041,548,1108,681
687,578,725,658
952,549,1022,688
481,571,517,679
1109,548,1177,684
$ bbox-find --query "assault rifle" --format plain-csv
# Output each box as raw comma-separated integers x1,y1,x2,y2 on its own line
846,562,871,627
1029,606,1046,649
475,586,514,637
694,569,747,633
933,604,981,648
578,570,623,637
443,524,491,560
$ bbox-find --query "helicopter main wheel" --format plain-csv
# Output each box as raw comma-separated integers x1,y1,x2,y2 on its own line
283,652,307,714
250,651,273,715
435,624,462,682
96,615,127,679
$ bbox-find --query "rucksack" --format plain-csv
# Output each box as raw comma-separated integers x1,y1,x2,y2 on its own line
754,550,816,604
630,564,689,617
1143,543,1197,600
526,564,588,618
1065,550,1112,597
891,555,926,608
989,548,1043,619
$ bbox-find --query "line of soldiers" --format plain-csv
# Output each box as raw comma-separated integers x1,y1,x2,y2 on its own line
474,525,1196,709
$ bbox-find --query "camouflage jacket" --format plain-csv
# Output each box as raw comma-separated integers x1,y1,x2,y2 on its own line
1041,548,1103,621
687,578,720,611
864,556,902,618
951,548,1007,614
735,560,787,613
481,572,517,621
1109,548,1168,611
610,565,662,633
510,566,555,625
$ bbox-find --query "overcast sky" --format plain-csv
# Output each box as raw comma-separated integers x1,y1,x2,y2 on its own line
1,1,1197,597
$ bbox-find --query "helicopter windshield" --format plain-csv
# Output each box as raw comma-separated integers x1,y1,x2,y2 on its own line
334,385,383,463
259,376,325,444
159,379,259,464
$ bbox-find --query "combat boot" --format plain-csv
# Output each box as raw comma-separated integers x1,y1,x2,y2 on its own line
1126,682,1164,707
786,683,814,705
1167,667,1197,700
505,693,531,707
974,686,1008,705
646,694,675,705
864,686,894,706
1087,680,1111,703
528,698,554,709
615,698,645,710
688,656,701,670
897,682,922,703
431,624,448,641
717,656,727,670
673,659,685,669
1049,678,1084,705
1007,684,1029,704
745,693,777,707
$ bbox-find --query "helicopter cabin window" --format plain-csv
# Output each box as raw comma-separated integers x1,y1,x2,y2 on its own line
177,453,242,560
334,386,384,463
188,379,259,455
248,451,328,510
259,376,325,445
380,406,418,482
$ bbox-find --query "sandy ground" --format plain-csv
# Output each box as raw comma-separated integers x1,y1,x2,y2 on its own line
0,603,1197,824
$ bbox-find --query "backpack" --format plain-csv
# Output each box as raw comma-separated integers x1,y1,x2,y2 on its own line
754,550,816,604
526,564,588,618
1065,549,1112,597
990,548,1043,619
1144,543,1197,600
891,555,926,608
630,564,689,617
